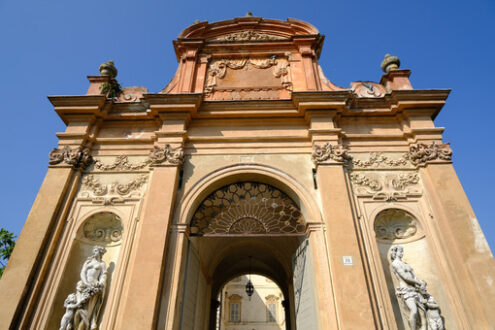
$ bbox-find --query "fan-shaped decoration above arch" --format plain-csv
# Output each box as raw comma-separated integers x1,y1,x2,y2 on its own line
190,182,306,236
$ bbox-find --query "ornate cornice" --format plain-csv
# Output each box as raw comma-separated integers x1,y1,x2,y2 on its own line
48,146,93,169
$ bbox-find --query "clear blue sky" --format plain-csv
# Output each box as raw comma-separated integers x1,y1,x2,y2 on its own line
1,0,494,250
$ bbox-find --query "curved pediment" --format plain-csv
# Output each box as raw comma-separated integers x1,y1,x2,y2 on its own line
162,16,347,97
178,17,320,41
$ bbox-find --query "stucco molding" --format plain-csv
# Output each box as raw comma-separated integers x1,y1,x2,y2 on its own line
49,145,93,169
311,142,351,165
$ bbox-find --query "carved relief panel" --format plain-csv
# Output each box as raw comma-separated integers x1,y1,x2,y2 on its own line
204,55,292,100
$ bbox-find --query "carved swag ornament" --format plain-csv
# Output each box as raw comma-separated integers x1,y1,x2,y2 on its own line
81,174,148,197
313,142,452,168
49,146,93,169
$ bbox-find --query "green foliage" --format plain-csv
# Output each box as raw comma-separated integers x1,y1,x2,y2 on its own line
99,80,122,98
0,228,16,278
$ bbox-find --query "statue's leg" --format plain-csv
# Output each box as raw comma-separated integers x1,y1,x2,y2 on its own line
404,298,418,330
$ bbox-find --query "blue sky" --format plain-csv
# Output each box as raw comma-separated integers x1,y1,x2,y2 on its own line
0,0,494,249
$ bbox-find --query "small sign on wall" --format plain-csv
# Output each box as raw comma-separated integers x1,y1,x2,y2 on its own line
342,256,353,266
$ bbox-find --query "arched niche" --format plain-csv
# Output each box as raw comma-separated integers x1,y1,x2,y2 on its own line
47,211,124,329
373,208,453,330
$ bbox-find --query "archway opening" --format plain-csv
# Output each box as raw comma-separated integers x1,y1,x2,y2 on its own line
177,181,320,330
217,274,286,330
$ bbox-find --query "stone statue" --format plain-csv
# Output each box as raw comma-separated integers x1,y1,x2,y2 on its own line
389,245,444,330
420,288,445,330
60,246,107,330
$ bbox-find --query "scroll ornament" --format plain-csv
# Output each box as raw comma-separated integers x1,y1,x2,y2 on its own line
350,173,382,191
389,246,444,330
81,174,148,196
59,246,107,330
211,31,287,41
408,142,452,165
312,142,351,164
49,146,93,169
149,144,184,165
94,155,149,171
204,56,291,96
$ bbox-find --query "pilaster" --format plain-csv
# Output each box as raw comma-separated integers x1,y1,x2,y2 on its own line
315,164,378,329
421,163,495,327
0,167,74,328
117,93,200,329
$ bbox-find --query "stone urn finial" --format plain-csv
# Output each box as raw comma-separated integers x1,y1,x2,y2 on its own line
99,60,118,78
246,12,253,17
381,54,401,73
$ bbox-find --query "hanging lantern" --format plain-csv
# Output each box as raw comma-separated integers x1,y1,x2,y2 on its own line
245,256,254,300
245,279,254,299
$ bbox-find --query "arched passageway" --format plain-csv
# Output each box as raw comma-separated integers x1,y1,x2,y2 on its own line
176,181,322,330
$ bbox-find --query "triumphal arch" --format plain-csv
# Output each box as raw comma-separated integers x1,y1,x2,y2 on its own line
1,15,494,330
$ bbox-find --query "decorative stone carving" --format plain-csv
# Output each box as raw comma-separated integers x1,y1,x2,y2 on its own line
94,155,150,171
312,142,351,164
82,212,123,244
81,174,148,197
211,31,288,42
81,175,108,196
113,86,148,103
349,172,421,202
351,81,386,98
49,146,93,169
190,182,305,235
60,246,108,330
204,56,291,98
374,209,418,241
408,142,452,165
381,54,400,73
351,152,409,169
99,60,117,78
392,173,420,190
389,246,444,330
149,145,184,165
350,173,382,191
348,142,452,169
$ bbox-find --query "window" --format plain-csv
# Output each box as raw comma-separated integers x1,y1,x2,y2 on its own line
230,303,240,322
267,303,277,322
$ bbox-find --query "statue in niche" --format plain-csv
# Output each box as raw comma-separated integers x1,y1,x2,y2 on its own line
389,245,444,330
59,246,108,330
